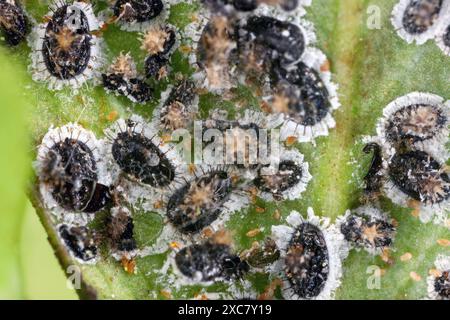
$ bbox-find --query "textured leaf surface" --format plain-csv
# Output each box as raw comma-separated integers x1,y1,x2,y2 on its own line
3,0,448,299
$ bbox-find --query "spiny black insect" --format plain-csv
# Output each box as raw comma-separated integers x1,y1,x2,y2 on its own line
111,121,176,187
384,104,447,144
363,143,384,197
58,224,98,262
271,61,331,127
402,0,443,34
113,0,163,23
106,208,137,253
340,213,396,251
0,0,28,46
175,241,249,282
240,16,305,67
42,4,92,80
388,150,450,204
434,270,450,299
254,160,303,199
285,222,329,299
160,79,197,131
167,170,232,234
43,138,111,213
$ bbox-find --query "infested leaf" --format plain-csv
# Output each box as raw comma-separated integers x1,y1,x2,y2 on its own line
1,0,448,299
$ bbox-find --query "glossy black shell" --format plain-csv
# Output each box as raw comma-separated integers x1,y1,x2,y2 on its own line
42,5,92,80
388,150,450,203
167,171,232,234
47,138,110,213
112,129,175,187
272,62,331,126
241,15,305,65
284,222,329,299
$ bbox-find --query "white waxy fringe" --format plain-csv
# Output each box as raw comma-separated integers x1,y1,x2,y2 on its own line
271,208,348,300
269,47,341,143
427,255,450,300
383,177,450,226
35,123,108,226
391,0,450,45
102,114,188,208
376,92,450,163
435,22,450,55
336,206,395,256
257,148,312,201
28,2,105,91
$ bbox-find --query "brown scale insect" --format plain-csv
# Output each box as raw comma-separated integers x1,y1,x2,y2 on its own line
196,15,238,90
0,0,28,46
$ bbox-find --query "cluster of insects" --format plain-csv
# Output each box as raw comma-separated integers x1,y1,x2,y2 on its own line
392,0,450,55
1,0,447,300
364,92,450,226
188,0,340,142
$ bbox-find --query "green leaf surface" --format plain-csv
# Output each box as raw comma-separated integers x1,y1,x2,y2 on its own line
4,0,448,299
0,47,30,299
